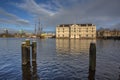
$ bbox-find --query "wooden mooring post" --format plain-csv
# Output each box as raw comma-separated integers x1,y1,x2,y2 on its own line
21,39,37,65
21,42,27,65
89,42,96,71
21,39,38,79
88,42,96,80
25,39,30,63
32,41,37,62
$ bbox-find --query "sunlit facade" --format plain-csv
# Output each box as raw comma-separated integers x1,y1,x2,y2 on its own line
56,24,96,39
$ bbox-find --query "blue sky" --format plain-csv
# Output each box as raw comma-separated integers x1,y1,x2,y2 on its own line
0,0,120,33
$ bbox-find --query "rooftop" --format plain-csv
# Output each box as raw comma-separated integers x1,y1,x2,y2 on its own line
57,24,95,27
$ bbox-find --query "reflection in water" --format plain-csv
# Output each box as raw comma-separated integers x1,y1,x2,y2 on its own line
56,39,96,54
22,63,31,80
88,69,96,80
22,61,39,80
118,75,120,80
56,39,96,80
1,38,120,80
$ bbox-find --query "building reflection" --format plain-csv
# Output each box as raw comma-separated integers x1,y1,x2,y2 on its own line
22,61,39,80
56,39,96,54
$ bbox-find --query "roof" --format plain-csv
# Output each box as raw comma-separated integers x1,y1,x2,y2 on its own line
57,24,95,27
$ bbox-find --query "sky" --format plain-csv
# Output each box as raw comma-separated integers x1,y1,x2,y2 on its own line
0,0,120,33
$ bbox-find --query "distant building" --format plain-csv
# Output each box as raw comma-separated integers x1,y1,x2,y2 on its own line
4,28,8,34
19,29,24,34
56,24,96,39
97,29,120,38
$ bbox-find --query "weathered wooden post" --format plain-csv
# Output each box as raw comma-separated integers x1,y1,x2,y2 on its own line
22,63,32,80
25,39,30,63
32,41,37,62
89,42,96,71
32,61,37,79
88,42,96,80
21,39,38,79
21,42,27,65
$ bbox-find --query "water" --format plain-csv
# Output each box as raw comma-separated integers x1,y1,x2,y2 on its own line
0,38,120,80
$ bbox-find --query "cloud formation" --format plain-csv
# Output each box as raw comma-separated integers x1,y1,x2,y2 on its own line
0,8,30,26
15,0,120,29
17,0,57,16
1,0,120,31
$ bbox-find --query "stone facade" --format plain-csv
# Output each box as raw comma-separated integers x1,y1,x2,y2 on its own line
56,24,96,39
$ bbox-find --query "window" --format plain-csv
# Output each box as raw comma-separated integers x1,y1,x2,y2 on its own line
92,28,94,31
92,35,94,37
86,34,88,37
74,35,76,38
63,28,64,33
79,29,81,32
79,35,81,38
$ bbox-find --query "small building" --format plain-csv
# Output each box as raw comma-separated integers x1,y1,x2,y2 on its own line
97,29,120,38
56,24,96,39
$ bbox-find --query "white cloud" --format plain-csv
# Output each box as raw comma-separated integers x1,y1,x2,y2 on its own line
17,0,57,16
0,8,30,26
16,19,29,25
15,0,120,29
0,8,18,19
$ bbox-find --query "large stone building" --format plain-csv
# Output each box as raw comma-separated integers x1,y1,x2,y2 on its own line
56,24,96,39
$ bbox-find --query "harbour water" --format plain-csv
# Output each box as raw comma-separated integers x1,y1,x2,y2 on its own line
0,38,120,80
